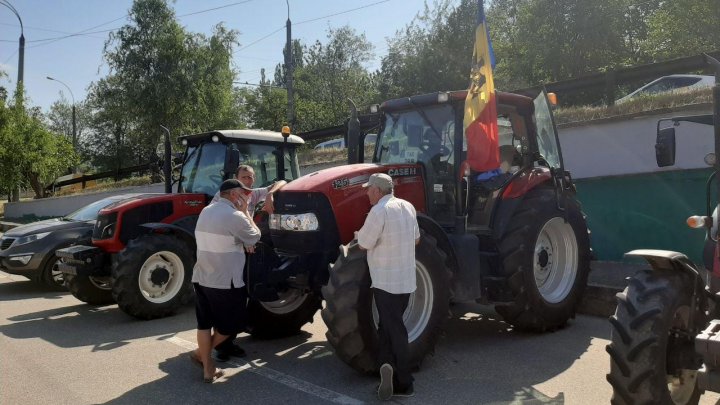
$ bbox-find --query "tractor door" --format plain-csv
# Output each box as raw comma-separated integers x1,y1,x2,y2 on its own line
532,91,569,190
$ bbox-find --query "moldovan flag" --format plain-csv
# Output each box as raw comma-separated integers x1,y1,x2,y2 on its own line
463,0,500,173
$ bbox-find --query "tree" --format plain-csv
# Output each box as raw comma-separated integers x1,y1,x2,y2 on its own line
88,0,242,169
0,86,78,200
46,95,92,163
642,0,720,60
245,26,378,134
378,0,476,99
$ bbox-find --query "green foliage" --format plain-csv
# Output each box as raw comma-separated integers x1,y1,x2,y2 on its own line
87,0,242,171
378,0,475,99
642,0,720,60
0,86,79,199
245,26,378,133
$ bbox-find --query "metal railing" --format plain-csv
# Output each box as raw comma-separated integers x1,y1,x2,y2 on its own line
46,162,156,193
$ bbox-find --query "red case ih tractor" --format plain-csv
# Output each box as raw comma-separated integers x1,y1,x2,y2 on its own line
56,129,306,329
268,89,591,372
607,54,720,404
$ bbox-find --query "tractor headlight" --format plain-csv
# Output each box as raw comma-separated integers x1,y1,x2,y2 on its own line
270,213,319,231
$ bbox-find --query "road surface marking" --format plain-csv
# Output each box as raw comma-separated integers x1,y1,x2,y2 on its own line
166,336,364,405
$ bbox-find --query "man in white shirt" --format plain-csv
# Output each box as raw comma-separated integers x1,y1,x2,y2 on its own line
190,179,261,383
357,173,420,400
210,164,286,361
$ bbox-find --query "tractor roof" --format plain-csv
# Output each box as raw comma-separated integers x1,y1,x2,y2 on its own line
380,90,534,112
180,129,305,146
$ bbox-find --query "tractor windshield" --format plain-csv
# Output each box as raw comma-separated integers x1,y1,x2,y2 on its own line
375,104,455,168
179,141,299,195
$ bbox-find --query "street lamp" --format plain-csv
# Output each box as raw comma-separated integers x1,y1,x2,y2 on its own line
1,0,24,87
46,76,77,150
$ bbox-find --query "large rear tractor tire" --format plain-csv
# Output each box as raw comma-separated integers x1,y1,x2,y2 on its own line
321,233,450,374
496,187,591,331
112,234,194,320
607,270,704,405
66,274,114,305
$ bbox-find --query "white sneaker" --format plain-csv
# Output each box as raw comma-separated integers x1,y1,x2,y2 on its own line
377,363,394,401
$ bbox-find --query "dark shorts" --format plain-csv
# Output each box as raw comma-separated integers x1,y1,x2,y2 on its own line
193,283,248,336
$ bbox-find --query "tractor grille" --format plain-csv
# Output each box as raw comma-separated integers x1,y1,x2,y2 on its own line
0,237,15,250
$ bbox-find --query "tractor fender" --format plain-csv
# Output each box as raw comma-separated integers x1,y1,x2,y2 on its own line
416,214,481,302
139,223,197,254
625,249,701,279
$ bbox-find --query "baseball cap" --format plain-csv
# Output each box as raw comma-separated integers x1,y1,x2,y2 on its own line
362,173,394,190
219,179,253,192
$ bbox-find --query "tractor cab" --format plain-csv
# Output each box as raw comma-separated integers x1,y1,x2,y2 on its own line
365,89,567,233
178,129,304,197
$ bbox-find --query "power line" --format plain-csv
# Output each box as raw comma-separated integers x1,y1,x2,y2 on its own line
2,0,258,47
179,0,255,17
295,0,391,26
232,0,393,54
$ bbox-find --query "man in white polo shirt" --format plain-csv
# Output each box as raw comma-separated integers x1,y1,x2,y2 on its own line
190,179,261,383
357,173,420,400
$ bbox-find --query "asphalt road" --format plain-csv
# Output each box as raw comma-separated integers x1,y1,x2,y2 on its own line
2,270,720,405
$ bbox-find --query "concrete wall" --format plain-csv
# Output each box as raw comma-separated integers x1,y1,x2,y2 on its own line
4,183,166,219
559,103,713,179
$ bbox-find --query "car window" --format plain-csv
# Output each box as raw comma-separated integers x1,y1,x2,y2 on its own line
66,197,123,221
640,77,702,95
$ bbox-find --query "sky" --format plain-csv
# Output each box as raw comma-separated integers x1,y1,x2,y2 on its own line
0,0,439,112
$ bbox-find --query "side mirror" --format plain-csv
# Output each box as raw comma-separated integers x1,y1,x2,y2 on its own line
655,126,676,167
223,144,240,180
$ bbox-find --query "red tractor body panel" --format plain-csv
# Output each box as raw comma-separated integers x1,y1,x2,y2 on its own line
502,168,552,199
94,193,206,253
283,163,426,244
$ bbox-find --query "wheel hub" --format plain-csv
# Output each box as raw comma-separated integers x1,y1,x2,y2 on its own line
533,217,579,304
150,266,170,287
537,249,550,268
138,251,185,303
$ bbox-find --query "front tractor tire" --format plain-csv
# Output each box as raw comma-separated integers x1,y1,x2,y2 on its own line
496,187,591,331
112,234,194,320
66,274,114,305
607,270,704,405
247,291,322,339
321,233,450,374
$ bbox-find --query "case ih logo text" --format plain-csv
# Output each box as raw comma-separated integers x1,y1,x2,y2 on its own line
184,200,204,207
387,167,417,176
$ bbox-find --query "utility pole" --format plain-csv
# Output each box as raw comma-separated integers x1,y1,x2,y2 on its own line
285,0,294,129
2,1,24,202
46,76,77,151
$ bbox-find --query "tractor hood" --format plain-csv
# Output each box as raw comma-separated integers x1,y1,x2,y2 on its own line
277,163,426,244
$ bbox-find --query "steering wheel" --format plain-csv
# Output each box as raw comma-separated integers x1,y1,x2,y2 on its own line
420,141,450,156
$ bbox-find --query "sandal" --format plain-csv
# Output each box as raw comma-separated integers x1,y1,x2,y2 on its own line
203,369,225,383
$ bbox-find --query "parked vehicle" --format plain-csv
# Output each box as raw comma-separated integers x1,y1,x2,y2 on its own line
0,194,138,289
615,74,714,104
266,87,591,373
56,129,305,323
607,54,720,404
